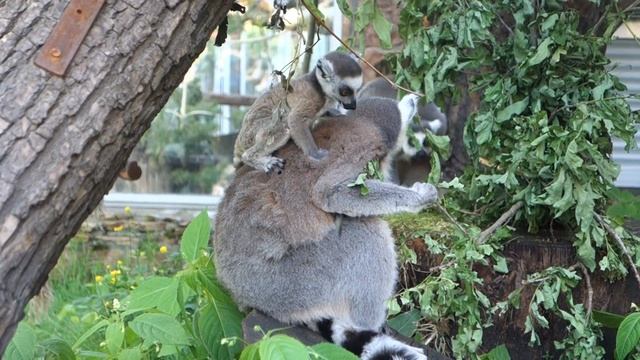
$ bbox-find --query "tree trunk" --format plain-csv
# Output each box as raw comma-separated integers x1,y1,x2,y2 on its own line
0,0,233,352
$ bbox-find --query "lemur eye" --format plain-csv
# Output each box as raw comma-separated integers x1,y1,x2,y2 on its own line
339,87,353,97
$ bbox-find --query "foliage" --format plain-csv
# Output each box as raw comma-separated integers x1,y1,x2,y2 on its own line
336,0,640,357
616,311,640,360
6,211,357,360
347,159,384,196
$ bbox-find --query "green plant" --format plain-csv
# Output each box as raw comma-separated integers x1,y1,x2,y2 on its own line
333,0,640,357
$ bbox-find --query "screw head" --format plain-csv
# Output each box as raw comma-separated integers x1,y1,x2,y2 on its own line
49,48,62,57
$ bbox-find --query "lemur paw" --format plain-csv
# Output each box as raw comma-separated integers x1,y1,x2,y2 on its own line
411,182,438,204
263,157,285,174
308,148,329,161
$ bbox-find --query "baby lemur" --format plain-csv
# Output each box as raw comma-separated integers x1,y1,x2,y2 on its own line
215,95,437,360
233,51,362,173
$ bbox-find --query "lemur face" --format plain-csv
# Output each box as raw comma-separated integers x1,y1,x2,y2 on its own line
315,52,363,110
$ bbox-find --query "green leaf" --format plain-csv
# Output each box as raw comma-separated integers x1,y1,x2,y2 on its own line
482,344,511,360
577,235,596,272
117,347,142,360
311,342,359,360
41,339,76,360
72,319,109,349
496,97,529,122
157,344,178,357
335,0,352,17
592,77,613,100
181,210,211,263
428,152,441,184
424,131,451,160
127,276,181,316
616,312,640,360
4,323,36,360
528,38,553,66
564,140,583,173
239,343,261,360
387,309,421,338
493,256,509,274
259,335,309,360
593,310,625,329
105,322,125,355
194,300,243,360
129,313,190,346
372,9,393,49
301,0,325,21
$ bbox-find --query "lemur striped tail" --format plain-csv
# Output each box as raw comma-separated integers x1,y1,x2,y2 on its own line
313,318,427,360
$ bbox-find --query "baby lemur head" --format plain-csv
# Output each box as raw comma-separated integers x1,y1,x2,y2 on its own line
315,51,363,110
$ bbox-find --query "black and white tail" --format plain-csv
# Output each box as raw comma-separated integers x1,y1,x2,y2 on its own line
312,318,427,360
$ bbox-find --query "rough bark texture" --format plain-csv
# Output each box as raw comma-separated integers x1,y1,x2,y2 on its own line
0,0,233,352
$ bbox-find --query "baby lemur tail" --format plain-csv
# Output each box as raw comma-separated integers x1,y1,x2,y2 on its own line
311,318,427,360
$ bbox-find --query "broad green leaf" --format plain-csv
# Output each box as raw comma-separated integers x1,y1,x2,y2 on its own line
616,312,640,360
73,319,109,349
239,343,261,360
576,235,596,272
4,323,36,360
105,322,125,355
493,256,509,274
424,131,451,159
496,97,529,122
129,313,190,346
387,309,421,338
259,335,309,360
481,344,511,360
593,310,625,329
194,300,243,360
157,344,178,357
592,77,613,100
528,38,553,66
127,276,181,316
311,342,359,360
117,347,142,360
181,210,211,263
372,9,393,49
197,268,235,304
76,351,108,358
564,140,583,173
41,339,76,360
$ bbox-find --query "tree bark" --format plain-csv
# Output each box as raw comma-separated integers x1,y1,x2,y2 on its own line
0,0,233,352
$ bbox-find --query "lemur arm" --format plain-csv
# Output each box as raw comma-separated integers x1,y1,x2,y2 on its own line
311,164,439,217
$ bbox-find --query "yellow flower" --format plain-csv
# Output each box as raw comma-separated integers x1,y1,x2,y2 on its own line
124,206,132,215
113,225,124,232
110,269,121,277
116,260,123,266
159,246,168,254
110,277,117,285
95,275,104,283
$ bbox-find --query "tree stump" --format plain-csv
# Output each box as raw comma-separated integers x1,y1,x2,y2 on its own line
0,0,233,352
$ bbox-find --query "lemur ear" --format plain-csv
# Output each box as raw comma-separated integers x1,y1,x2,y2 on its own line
316,58,334,79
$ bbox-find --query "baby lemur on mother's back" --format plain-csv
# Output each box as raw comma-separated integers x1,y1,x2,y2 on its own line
233,51,362,173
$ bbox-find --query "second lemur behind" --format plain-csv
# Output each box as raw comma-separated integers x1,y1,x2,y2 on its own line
233,51,363,173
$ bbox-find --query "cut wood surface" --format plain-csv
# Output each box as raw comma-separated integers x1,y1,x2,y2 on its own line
0,0,233,352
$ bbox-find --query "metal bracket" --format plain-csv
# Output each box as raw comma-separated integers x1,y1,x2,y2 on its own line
34,0,106,76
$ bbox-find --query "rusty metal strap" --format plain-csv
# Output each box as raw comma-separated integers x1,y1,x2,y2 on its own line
35,0,106,76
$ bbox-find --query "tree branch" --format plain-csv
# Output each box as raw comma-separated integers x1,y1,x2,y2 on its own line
578,263,593,320
595,213,640,290
477,201,523,244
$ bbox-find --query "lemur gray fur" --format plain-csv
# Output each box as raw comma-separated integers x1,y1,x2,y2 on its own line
214,95,438,360
357,77,448,157
233,51,362,173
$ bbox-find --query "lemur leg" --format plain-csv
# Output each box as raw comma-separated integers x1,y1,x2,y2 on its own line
288,114,327,161
241,130,290,173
